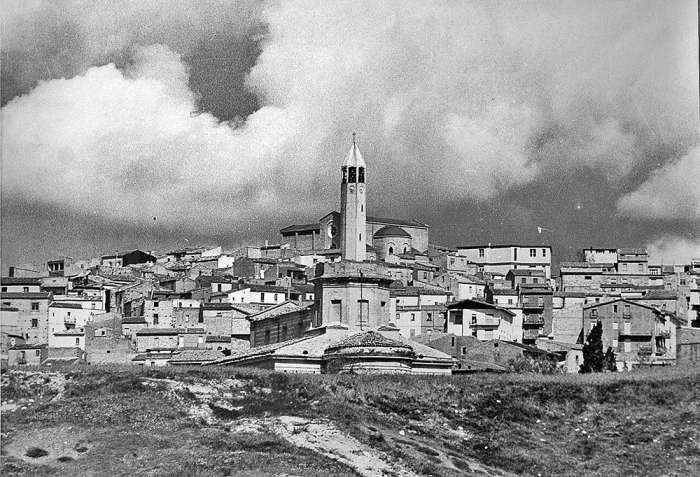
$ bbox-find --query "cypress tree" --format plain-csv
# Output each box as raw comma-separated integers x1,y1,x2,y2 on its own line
604,346,617,372
580,320,604,373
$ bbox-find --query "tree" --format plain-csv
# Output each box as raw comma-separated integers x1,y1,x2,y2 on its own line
603,346,617,372
579,320,604,373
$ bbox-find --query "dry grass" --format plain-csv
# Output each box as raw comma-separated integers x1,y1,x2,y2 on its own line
2,364,700,476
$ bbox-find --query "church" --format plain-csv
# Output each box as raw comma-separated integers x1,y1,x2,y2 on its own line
279,138,430,262
212,138,454,374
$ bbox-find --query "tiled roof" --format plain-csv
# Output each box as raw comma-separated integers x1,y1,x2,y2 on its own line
136,328,180,336
508,269,546,276
213,336,313,364
373,225,412,239
280,223,321,234
168,349,225,363
491,288,517,295
0,292,53,300
205,335,231,342
203,303,234,310
327,331,412,351
53,329,85,335
1,277,42,285
49,302,83,309
122,317,147,324
618,248,648,255
248,301,308,322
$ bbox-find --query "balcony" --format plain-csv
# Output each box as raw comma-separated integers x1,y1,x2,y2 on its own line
64,316,76,324
472,317,499,327
522,329,541,341
521,301,544,310
638,344,653,355
523,315,545,325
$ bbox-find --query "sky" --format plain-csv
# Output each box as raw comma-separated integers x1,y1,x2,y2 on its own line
1,0,699,272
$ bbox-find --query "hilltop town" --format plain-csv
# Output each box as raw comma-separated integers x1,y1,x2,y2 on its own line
2,141,699,373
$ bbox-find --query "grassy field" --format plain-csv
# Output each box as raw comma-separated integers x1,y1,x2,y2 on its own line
2,365,699,476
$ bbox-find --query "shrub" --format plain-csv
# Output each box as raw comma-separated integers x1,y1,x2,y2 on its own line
25,447,49,458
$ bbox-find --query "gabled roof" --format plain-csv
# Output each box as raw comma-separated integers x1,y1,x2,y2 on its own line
280,223,321,234
248,301,310,322
49,302,83,309
583,298,659,311
447,299,515,315
1,277,42,285
0,292,53,300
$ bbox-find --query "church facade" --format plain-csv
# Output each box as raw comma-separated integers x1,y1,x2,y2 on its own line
279,140,429,261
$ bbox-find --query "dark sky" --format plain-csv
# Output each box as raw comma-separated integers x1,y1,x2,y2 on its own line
2,0,699,272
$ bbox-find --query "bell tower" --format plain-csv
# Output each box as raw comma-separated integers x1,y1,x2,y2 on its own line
340,134,367,261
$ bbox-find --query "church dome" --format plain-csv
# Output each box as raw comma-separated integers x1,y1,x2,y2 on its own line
373,225,411,239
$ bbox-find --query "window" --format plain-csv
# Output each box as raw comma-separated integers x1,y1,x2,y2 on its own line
411,313,416,321
453,312,463,325
426,313,432,321
185,315,190,322
35,350,40,357
622,263,628,271
1,287,6,292
613,321,619,330
461,347,467,355
471,314,477,324
358,300,369,325
261,293,265,302
264,330,271,344
153,314,159,325
591,309,598,318
154,301,159,307
530,249,536,257
613,339,618,348
533,278,539,284
613,305,618,313
513,248,518,261
478,248,484,258
23,287,29,293
584,276,592,280
451,337,455,346
91,303,96,309
680,279,687,286
348,166,356,182
358,167,365,183
75,338,80,345
542,248,547,257
281,326,288,341
31,318,38,328
274,294,279,302
198,314,204,324
31,302,39,311
331,299,342,323
508,298,513,305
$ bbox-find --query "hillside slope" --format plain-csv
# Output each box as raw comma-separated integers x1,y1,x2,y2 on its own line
2,366,699,476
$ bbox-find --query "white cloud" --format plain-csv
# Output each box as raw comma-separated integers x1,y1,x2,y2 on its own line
616,146,700,222
647,237,700,264
2,0,698,236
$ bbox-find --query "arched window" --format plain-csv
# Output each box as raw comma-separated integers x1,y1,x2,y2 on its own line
388,246,394,255
402,246,408,254
358,167,365,183
348,166,357,182
341,166,347,184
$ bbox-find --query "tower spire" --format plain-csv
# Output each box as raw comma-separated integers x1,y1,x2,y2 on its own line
352,132,356,146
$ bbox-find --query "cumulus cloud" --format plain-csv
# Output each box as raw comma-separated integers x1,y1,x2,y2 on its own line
1,0,698,246
616,146,700,222
647,237,700,264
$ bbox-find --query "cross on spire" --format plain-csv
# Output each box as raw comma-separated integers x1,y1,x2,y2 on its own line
352,132,356,145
